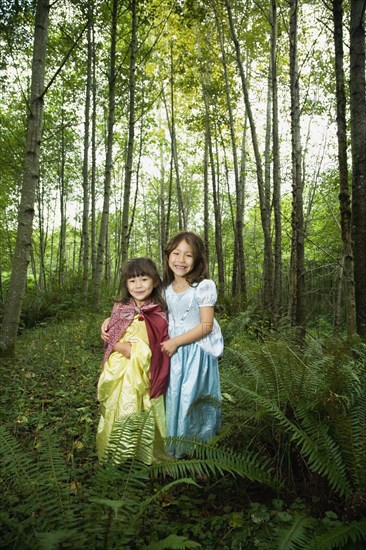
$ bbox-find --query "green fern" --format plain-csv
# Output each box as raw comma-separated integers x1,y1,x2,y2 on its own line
143,533,202,549
220,340,366,499
152,436,280,489
276,514,318,550
0,425,85,549
307,518,366,550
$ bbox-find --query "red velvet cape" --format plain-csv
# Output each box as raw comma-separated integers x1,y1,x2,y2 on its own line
102,299,170,398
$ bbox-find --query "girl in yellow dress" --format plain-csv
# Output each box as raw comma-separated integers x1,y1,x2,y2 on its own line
97,258,170,464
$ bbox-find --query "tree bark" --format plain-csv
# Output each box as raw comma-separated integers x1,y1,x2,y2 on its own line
58,113,66,287
214,4,246,300
331,0,356,336
288,0,306,339
224,0,272,311
81,0,92,296
350,0,366,338
93,0,118,305
196,28,225,291
91,15,97,279
121,0,137,262
271,0,282,326
0,0,49,354
162,44,186,231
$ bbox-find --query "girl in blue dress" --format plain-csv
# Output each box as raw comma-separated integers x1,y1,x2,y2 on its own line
160,231,223,457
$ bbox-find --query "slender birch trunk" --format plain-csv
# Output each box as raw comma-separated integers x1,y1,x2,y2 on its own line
91,17,97,279
224,0,272,309
58,112,66,287
214,4,246,299
289,0,306,338
163,44,185,230
81,0,92,296
121,0,137,262
271,0,282,326
0,0,50,354
203,136,210,266
196,29,225,291
93,0,118,305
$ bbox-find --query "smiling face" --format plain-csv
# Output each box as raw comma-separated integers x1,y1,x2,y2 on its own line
126,275,155,306
168,239,195,280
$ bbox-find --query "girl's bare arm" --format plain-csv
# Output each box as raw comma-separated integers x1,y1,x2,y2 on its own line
160,306,214,356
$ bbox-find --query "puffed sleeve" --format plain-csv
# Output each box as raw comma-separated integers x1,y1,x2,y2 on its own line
196,279,217,307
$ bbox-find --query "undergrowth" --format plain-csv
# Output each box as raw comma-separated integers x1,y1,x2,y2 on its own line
0,309,366,549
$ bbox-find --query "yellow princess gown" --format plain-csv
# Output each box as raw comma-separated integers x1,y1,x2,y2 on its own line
96,315,166,464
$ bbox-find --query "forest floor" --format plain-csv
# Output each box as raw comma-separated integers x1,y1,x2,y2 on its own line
0,312,350,549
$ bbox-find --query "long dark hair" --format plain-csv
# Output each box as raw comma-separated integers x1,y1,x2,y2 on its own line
118,257,165,307
163,231,209,286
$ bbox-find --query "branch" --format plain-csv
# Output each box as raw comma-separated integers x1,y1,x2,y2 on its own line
40,21,88,99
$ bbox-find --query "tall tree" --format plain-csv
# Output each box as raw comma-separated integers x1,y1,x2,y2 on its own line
271,0,282,325
162,43,186,231
0,0,50,355
58,109,67,287
196,27,225,292
81,0,93,296
121,0,137,262
331,0,356,336
213,4,246,300
288,0,306,338
91,14,97,279
350,0,366,338
93,0,118,305
224,0,273,312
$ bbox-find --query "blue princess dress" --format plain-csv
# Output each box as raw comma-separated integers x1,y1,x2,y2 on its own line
165,279,223,457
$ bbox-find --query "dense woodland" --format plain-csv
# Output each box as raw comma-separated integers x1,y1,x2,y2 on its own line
1,0,366,549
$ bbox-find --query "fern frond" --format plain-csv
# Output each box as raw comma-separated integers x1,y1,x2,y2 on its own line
35,432,77,530
0,426,84,547
152,437,280,489
276,514,317,550
230,383,351,496
308,518,366,550
104,410,156,465
143,533,202,549
0,424,42,505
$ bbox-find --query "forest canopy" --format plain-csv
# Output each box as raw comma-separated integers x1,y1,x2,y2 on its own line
1,0,366,351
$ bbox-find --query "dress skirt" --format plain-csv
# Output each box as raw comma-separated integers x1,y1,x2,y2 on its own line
165,326,222,458
96,317,166,464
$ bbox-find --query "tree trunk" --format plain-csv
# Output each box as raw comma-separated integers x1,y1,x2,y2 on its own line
331,0,356,336
224,0,272,310
214,4,246,300
91,15,97,279
203,136,210,266
36,178,47,291
289,0,306,339
158,104,171,263
271,0,282,326
0,0,49,355
121,0,137,262
163,45,186,230
81,0,92,296
93,0,118,305
350,0,366,338
264,51,273,314
196,28,225,291
58,113,66,287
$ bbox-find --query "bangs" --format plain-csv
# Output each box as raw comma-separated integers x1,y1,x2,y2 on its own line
124,258,157,279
